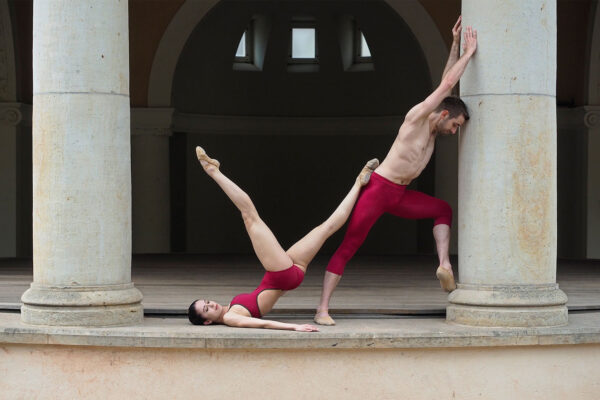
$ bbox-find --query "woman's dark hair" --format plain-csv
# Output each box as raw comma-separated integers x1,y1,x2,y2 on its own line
188,299,206,325
436,96,470,120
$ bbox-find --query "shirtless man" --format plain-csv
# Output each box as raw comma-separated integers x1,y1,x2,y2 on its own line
314,17,478,326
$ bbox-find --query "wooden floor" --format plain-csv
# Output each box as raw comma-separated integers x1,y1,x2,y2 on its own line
1,255,599,316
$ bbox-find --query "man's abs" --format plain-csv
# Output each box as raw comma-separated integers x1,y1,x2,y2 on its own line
376,139,435,185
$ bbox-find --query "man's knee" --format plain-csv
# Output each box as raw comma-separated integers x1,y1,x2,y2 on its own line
434,201,453,226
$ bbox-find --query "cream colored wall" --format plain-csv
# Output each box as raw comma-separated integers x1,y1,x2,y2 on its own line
1,343,599,399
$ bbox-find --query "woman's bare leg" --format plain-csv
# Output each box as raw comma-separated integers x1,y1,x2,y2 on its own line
196,147,292,272
286,184,361,270
286,159,379,270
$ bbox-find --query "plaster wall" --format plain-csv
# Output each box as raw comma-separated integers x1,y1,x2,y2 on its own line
1,343,599,399
0,124,17,255
131,133,171,254
183,131,423,255
174,0,437,254
172,1,431,117
587,3,600,259
0,0,19,257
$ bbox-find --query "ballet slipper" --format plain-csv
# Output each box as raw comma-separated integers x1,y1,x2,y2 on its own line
314,312,336,326
195,146,220,169
358,158,380,186
436,266,456,292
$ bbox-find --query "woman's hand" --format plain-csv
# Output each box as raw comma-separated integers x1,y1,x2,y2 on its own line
294,324,320,332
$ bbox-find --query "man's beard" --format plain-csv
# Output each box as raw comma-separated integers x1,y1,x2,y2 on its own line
434,125,452,136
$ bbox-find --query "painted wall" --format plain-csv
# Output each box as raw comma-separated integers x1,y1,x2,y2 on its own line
173,0,435,254
172,0,431,117
2,343,600,399
2,0,597,258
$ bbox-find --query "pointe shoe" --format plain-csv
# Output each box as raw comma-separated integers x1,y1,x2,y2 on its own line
195,146,220,169
436,266,456,292
358,158,380,186
314,312,336,326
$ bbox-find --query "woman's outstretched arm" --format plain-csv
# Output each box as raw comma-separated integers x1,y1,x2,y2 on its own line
223,312,319,332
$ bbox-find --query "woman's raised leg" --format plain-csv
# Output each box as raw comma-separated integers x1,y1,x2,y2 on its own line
196,147,292,272
286,159,379,270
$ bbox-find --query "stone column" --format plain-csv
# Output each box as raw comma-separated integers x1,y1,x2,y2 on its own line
131,108,173,254
448,0,568,327
21,1,143,326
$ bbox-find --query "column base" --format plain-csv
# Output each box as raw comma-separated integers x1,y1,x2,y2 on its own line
447,283,568,327
21,283,143,327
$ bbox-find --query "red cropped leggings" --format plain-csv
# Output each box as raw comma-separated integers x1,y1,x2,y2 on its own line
326,172,452,275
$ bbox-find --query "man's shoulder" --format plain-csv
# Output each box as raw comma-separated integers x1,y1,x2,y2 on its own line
398,116,428,137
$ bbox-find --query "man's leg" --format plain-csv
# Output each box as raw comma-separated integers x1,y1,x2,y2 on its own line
315,272,342,325
433,223,456,291
388,189,455,291
314,184,385,325
433,223,452,272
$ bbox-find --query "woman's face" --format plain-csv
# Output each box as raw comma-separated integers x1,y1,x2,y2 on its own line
194,299,222,324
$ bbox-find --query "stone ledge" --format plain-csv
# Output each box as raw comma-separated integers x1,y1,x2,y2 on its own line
2,312,600,350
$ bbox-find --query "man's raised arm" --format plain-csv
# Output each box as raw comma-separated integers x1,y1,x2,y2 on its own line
406,25,477,122
442,16,462,82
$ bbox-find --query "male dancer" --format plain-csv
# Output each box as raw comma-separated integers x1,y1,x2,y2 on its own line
314,17,478,325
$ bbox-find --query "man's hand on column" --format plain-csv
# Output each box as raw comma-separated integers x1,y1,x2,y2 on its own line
462,26,478,56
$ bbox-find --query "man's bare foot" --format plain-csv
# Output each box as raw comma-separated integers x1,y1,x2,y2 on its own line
436,266,456,292
195,146,220,170
357,158,379,186
314,310,336,326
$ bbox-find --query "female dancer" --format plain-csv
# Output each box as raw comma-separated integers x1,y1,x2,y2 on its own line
188,147,378,331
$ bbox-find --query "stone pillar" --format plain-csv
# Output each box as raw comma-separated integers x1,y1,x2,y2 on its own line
448,0,568,327
21,1,143,326
131,108,173,254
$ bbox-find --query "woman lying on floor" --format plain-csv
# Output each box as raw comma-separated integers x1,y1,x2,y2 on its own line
188,147,378,332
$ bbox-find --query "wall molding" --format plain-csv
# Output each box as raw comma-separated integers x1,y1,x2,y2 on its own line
584,106,600,129
556,106,599,130
131,108,174,136
0,103,30,127
171,113,403,136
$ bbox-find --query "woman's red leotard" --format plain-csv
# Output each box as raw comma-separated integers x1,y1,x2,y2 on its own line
229,265,304,318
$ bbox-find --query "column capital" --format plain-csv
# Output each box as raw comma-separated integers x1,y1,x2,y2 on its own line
131,107,174,136
557,105,600,130
0,102,31,127
584,106,600,129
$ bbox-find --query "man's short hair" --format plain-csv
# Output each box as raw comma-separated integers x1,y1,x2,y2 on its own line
436,96,470,120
